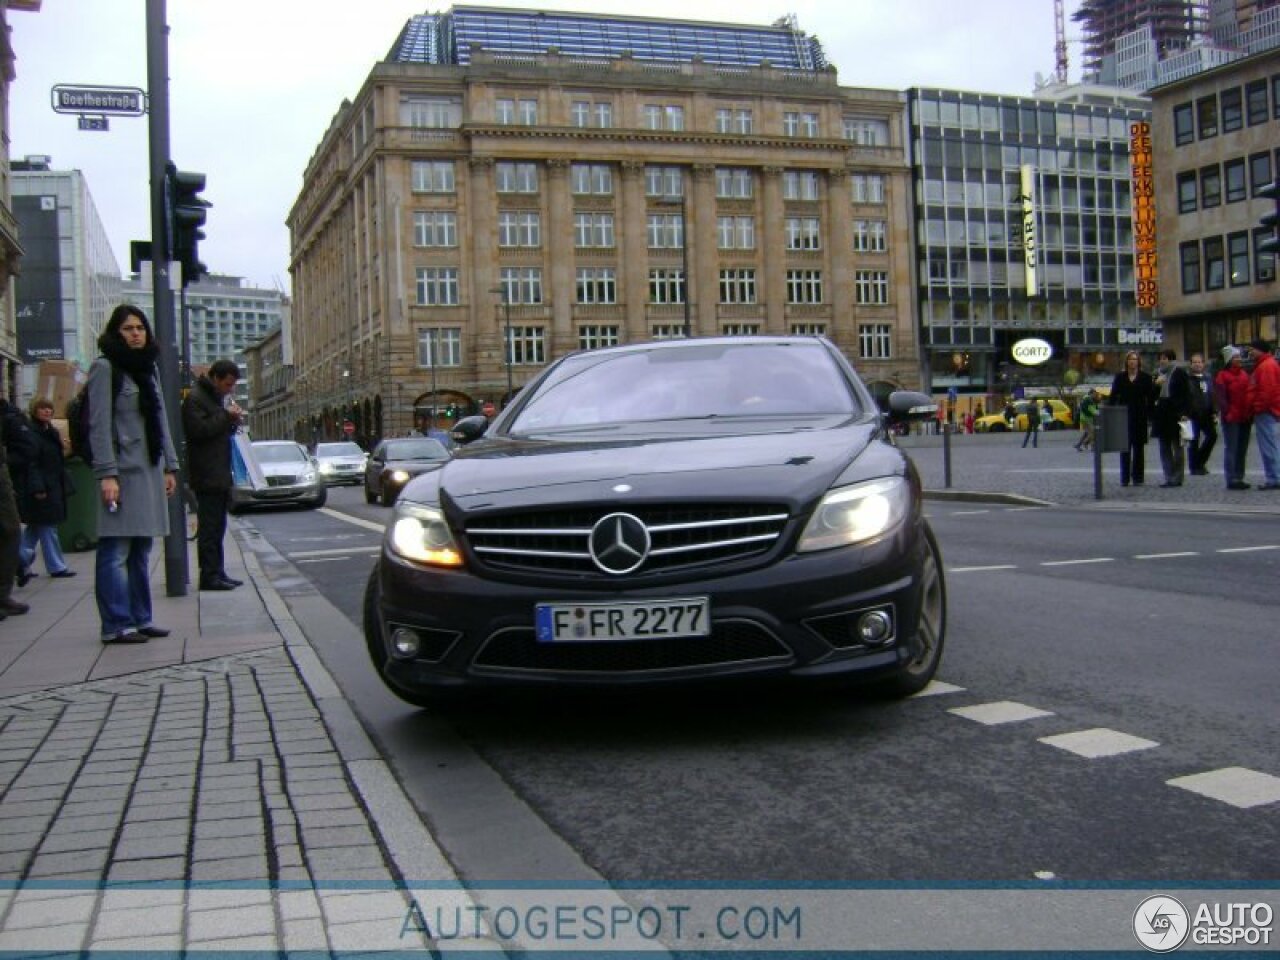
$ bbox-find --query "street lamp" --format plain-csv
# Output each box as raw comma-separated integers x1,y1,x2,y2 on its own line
490,284,514,402
659,191,691,336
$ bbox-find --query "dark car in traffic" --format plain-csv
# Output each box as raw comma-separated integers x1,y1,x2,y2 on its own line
364,337,944,707
363,437,451,506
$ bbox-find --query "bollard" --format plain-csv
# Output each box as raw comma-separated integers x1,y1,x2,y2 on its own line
1093,414,1104,500
943,421,952,489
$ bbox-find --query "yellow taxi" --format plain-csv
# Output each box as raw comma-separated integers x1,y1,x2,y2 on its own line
974,398,1074,433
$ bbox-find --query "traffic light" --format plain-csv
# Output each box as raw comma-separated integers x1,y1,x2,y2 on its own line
1259,181,1279,257
166,163,210,286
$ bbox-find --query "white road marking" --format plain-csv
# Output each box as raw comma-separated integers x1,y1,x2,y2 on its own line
317,507,387,533
910,681,966,698
1039,728,1159,759
1133,551,1199,560
1040,557,1114,566
1216,544,1280,553
296,557,364,565
1166,767,1280,809
950,509,990,516
289,547,381,559
948,564,1017,573
948,701,1055,725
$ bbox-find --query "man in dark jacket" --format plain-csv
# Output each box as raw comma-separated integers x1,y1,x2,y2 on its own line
181,361,244,591
1152,348,1192,488
1186,352,1217,475
0,398,32,617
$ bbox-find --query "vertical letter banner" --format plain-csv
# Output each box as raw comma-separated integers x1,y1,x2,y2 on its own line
1020,165,1038,297
1129,121,1157,309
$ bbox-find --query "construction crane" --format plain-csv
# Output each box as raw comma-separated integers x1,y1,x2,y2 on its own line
1054,0,1069,83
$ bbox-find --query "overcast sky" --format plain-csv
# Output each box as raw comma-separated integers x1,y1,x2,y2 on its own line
9,1,1085,294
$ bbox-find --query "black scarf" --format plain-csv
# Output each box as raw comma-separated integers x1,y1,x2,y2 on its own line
99,337,164,464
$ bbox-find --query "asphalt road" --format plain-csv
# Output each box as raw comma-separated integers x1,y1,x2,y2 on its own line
242,485,1279,888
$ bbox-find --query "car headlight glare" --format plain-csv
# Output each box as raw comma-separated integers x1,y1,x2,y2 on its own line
390,503,463,568
390,469,410,484
300,468,317,483
319,462,334,474
797,478,909,553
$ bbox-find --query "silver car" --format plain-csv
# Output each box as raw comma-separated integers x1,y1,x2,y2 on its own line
229,440,327,514
314,441,368,486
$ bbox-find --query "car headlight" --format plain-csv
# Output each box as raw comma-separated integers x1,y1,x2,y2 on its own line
390,469,410,484
300,468,317,483
796,477,910,553
319,462,334,474
389,502,463,568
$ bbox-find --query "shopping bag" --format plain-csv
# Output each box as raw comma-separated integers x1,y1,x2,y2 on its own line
231,433,268,490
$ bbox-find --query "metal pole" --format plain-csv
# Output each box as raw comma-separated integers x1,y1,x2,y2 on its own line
1093,413,1104,500
146,0,188,596
430,329,438,432
504,296,513,403
942,421,952,489
680,187,691,336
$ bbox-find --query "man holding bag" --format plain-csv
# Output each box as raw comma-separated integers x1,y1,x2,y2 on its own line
181,360,244,591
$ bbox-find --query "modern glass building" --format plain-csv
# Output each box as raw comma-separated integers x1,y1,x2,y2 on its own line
907,85,1152,399
388,5,826,70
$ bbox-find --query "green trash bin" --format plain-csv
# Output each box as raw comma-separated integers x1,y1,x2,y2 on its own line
59,456,99,552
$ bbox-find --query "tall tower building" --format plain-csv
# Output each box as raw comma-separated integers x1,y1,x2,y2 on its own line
1074,0,1207,82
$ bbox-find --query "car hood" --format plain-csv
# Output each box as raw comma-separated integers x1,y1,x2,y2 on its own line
384,459,448,474
433,420,894,512
259,461,311,478
319,455,366,467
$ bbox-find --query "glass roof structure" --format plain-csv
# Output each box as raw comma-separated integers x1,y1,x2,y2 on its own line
387,6,826,70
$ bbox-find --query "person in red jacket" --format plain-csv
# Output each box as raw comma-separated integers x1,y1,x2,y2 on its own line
1247,339,1280,489
1215,346,1252,489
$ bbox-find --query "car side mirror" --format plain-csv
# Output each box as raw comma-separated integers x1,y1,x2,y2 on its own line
885,390,938,422
451,415,489,446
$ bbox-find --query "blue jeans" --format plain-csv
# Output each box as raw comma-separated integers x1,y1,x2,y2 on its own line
19,524,70,575
95,536,154,639
1256,411,1280,485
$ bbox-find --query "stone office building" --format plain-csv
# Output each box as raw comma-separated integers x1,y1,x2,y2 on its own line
287,7,920,443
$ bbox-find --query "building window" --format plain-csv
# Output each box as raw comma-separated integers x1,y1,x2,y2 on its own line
495,98,537,125
783,111,819,138
651,324,687,340
1250,152,1273,196
1173,103,1193,146
578,325,620,350
576,268,617,304
413,211,457,247
417,328,462,367
571,100,613,128
1275,75,1280,119
498,211,541,248
499,267,543,304
858,324,892,359
1177,171,1197,213
1246,80,1269,126
1203,236,1225,290
715,168,753,199
643,104,684,130
722,324,760,337
411,160,455,193
647,214,684,249
1220,87,1243,133
790,322,826,336
851,173,886,204
719,269,757,303
785,217,821,250
1180,241,1200,294
715,107,752,134
716,216,755,250
645,166,684,197
1200,165,1221,209
415,267,459,306
648,269,685,304
507,327,546,366
574,213,615,248
853,219,887,252
1225,158,1247,204
785,270,823,303
401,97,460,128
1228,232,1250,287
495,162,538,193
843,117,889,145
1255,228,1277,283
571,163,613,195
782,170,820,201
1196,95,1218,139
854,270,889,304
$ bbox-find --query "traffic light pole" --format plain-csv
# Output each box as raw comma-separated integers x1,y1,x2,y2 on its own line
146,0,189,596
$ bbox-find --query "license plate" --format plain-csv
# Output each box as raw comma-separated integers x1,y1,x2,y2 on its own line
535,598,710,643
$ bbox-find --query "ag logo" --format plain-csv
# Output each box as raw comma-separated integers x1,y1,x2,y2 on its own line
1133,895,1190,952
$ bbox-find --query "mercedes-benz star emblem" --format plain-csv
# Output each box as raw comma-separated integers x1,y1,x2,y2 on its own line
589,512,650,575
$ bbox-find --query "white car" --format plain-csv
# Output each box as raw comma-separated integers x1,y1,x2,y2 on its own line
229,441,327,514
314,441,368,486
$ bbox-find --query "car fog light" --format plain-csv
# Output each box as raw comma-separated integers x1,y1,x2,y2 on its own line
857,610,893,645
390,628,421,659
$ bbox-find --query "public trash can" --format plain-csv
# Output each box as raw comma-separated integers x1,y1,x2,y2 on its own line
59,456,99,552
1096,404,1131,454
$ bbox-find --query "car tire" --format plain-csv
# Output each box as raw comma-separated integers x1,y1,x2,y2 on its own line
228,502,244,516
364,485,377,505
990,423,1007,433
381,486,398,507
874,523,946,699
308,488,328,510
362,567,452,710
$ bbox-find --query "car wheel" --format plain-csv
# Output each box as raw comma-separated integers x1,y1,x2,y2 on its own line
381,486,398,507
362,567,450,710
364,484,377,505
228,503,244,516
875,523,946,698
308,488,328,510
990,423,1007,433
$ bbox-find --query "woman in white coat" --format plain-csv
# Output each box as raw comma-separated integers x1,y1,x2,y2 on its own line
89,305,180,643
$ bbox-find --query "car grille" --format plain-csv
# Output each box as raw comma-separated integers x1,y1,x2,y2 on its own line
266,475,302,487
471,620,791,674
465,503,790,578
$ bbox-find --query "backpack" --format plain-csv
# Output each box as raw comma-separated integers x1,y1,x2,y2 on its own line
66,365,123,464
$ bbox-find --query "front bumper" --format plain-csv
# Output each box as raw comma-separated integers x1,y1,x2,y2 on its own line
371,522,931,692
230,480,324,509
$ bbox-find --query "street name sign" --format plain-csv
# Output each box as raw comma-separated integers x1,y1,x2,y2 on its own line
51,84,146,117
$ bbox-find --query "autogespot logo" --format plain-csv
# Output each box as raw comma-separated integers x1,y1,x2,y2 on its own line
1133,895,1191,952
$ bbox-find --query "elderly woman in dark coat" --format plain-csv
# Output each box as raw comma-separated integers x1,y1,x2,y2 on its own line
89,305,180,644
16,397,75,582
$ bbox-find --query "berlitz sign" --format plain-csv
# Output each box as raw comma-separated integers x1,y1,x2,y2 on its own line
1118,328,1163,345
1011,338,1052,366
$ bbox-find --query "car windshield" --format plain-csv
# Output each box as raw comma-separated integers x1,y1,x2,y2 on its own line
382,439,449,461
253,443,307,464
511,341,859,434
316,443,364,458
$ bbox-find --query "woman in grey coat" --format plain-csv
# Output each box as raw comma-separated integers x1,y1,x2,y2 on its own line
89,305,179,643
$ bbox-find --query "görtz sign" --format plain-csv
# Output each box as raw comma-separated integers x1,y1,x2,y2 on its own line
1011,338,1052,366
